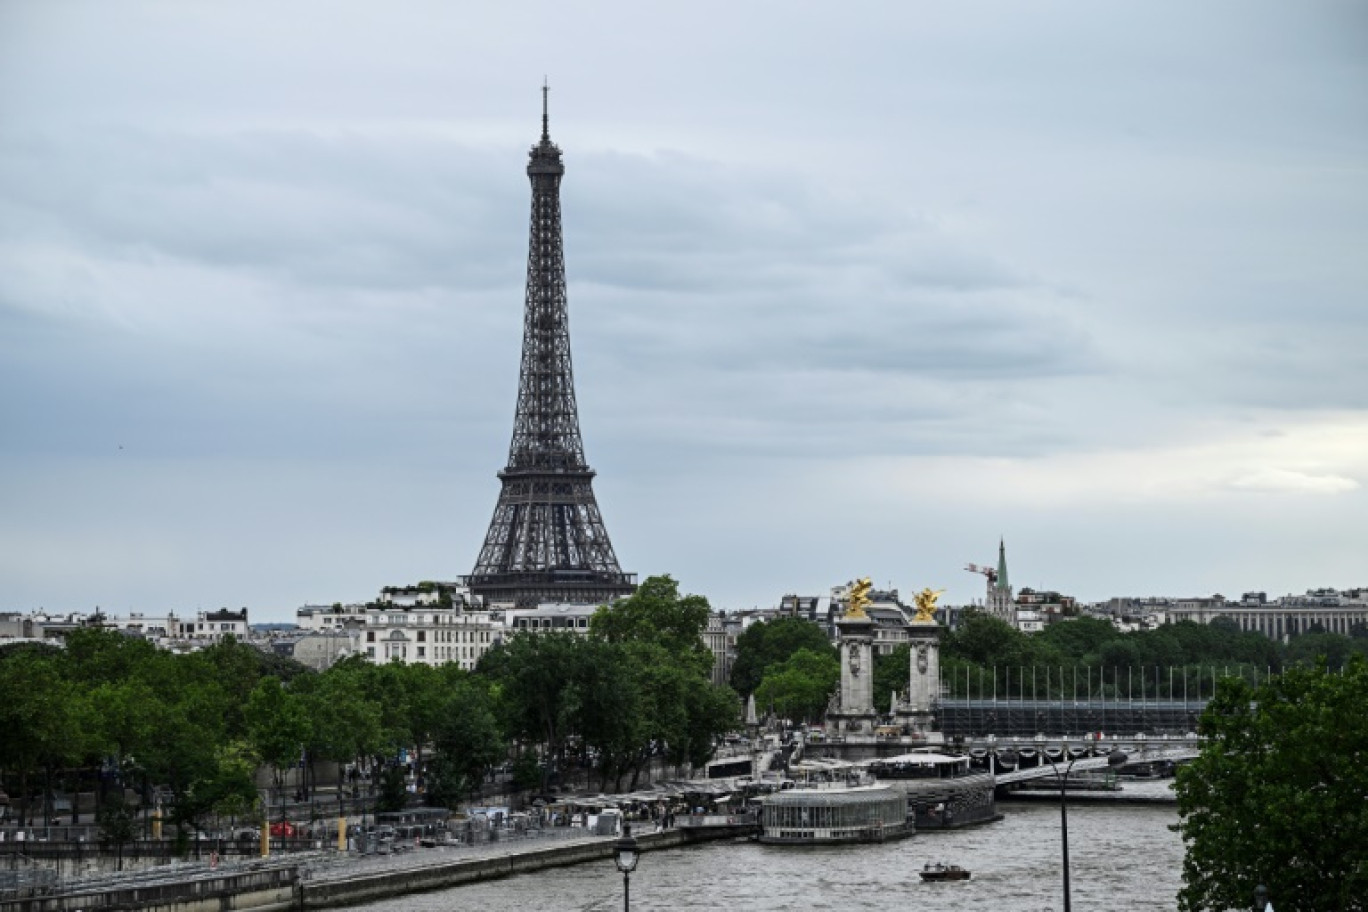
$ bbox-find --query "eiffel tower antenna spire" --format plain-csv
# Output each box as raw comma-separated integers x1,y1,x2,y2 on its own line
465,91,635,609
541,77,550,142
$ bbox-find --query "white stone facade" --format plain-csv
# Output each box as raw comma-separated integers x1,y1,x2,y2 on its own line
360,607,496,669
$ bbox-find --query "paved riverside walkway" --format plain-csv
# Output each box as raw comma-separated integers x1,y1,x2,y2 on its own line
3,811,761,911
297,823,754,910
300,826,610,885
5,823,755,911
2,826,609,905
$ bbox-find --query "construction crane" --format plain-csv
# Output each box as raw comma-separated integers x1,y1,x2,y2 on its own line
964,563,997,584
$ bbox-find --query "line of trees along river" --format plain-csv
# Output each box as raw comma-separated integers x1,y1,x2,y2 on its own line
0,576,737,848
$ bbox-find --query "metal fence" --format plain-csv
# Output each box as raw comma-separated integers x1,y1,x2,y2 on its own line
935,698,1207,738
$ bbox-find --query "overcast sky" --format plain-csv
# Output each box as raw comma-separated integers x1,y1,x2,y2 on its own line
2,1,1365,621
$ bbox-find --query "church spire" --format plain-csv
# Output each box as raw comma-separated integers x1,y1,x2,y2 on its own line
996,537,1010,591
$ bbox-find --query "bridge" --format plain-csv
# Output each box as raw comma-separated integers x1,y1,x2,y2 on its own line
985,738,1201,787
931,695,1206,787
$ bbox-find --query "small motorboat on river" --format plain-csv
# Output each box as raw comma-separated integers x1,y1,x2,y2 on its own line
920,862,971,882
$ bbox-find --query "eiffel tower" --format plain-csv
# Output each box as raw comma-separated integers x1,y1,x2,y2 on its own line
465,88,636,608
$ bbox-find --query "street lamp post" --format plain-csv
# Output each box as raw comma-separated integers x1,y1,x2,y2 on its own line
1049,746,1128,912
613,823,639,912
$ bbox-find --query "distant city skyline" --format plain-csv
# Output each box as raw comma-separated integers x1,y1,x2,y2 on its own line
1,2,1364,622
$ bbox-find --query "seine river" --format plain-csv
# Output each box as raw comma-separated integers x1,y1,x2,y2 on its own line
352,781,1183,912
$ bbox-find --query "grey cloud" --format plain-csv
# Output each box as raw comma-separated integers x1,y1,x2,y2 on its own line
0,128,527,295
566,151,1019,295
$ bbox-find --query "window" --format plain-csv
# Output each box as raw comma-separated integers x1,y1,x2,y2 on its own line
417,630,426,642
417,647,425,658
366,631,375,642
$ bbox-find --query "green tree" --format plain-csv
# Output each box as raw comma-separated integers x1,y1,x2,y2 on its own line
1099,640,1143,682
245,676,308,805
200,741,260,821
483,631,586,792
376,765,408,813
195,635,271,738
730,617,835,697
590,577,737,785
942,613,1030,666
1208,615,1242,636
1036,615,1118,660
86,680,160,776
0,649,84,824
568,639,642,792
302,660,384,802
590,575,714,678
140,682,230,854
682,676,741,770
62,628,162,687
1284,632,1366,669
754,648,839,723
1174,657,1368,911
97,792,138,871
378,663,448,793
873,644,909,713
425,674,505,808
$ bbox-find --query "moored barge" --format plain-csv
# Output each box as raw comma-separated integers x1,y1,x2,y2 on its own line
759,786,912,845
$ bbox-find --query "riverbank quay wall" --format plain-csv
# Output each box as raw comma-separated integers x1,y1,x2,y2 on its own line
0,824,757,912
998,789,1176,806
0,843,282,880
299,824,752,910
0,867,296,912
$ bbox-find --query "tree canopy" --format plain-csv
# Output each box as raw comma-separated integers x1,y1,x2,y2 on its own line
754,648,839,723
939,610,1356,699
730,616,836,697
482,575,739,793
1174,657,1368,912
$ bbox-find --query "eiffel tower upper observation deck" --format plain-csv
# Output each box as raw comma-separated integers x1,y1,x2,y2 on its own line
465,89,636,609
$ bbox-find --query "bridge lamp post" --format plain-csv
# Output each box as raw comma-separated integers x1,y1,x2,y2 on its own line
1051,747,1128,912
613,824,640,912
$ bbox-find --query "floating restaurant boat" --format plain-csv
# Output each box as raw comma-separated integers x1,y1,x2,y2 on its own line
866,752,1001,830
758,786,912,845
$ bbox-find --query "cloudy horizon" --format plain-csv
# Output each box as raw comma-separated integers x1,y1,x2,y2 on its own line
2,1,1364,621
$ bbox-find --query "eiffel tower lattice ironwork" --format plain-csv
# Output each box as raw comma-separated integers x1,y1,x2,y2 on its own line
465,88,636,608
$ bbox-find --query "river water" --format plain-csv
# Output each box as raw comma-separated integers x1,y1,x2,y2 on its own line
353,781,1183,912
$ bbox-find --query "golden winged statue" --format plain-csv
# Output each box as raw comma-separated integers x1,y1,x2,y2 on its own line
844,577,872,620
912,587,944,623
